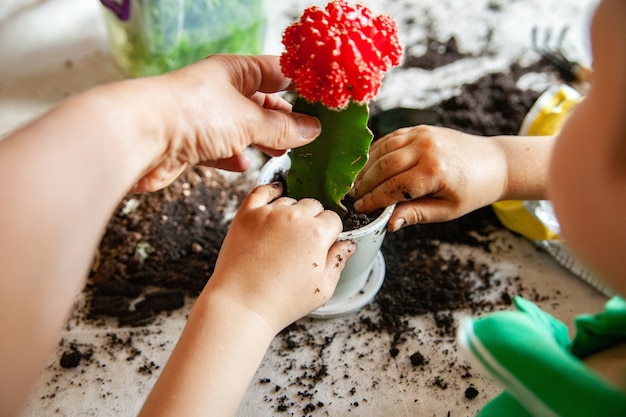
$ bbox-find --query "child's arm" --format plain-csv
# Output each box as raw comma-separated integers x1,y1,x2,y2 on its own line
350,125,554,231
139,184,354,416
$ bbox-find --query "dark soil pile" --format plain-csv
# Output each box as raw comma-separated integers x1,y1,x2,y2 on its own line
86,168,249,326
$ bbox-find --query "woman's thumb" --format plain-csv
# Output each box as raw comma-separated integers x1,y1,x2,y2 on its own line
253,109,321,151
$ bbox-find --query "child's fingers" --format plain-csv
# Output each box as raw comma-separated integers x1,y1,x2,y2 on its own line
389,199,459,230
366,127,412,161
272,196,299,206
353,183,398,213
352,148,418,200
312,208,344,246
354,166,438,213
295,198,326,215
321,240,357,296
242,183,285,209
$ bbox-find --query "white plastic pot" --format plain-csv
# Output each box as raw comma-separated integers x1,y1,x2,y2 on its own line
257,154,394,318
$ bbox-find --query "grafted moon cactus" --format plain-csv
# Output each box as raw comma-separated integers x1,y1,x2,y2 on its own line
280,0,402,214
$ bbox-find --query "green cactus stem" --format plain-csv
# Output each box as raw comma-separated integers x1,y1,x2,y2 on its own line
287,97,373,216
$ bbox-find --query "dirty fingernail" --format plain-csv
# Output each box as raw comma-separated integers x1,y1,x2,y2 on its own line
296,115,321,140
353,199,364,212
391,218,406,232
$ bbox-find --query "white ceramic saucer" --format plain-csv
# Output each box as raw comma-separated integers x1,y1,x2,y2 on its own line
308,251,386,319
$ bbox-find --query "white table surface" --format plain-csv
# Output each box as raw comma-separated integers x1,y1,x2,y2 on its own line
1,0,607,416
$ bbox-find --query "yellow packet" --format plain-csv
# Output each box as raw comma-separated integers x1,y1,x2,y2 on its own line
492,84,583,241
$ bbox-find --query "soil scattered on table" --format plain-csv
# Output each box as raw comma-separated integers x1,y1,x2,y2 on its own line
85,168,251,326
60,26,576,415
465,386,480,400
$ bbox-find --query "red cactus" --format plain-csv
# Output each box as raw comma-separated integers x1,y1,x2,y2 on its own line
280,1,402,109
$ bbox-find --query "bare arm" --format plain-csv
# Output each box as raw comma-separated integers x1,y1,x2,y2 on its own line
494,134,555,201
0,55,322,416
0,82,164,415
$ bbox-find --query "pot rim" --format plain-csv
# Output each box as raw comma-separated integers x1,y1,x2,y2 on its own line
337,203,395,240
258,154,395,237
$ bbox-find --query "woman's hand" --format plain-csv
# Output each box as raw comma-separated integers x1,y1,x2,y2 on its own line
132,55,322,192
208,182,356,332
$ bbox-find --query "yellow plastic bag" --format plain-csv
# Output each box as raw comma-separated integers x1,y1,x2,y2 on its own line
492,84,583,241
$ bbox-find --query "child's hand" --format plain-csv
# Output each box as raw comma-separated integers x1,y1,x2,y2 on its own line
208,183,356,332
350,125,508,231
